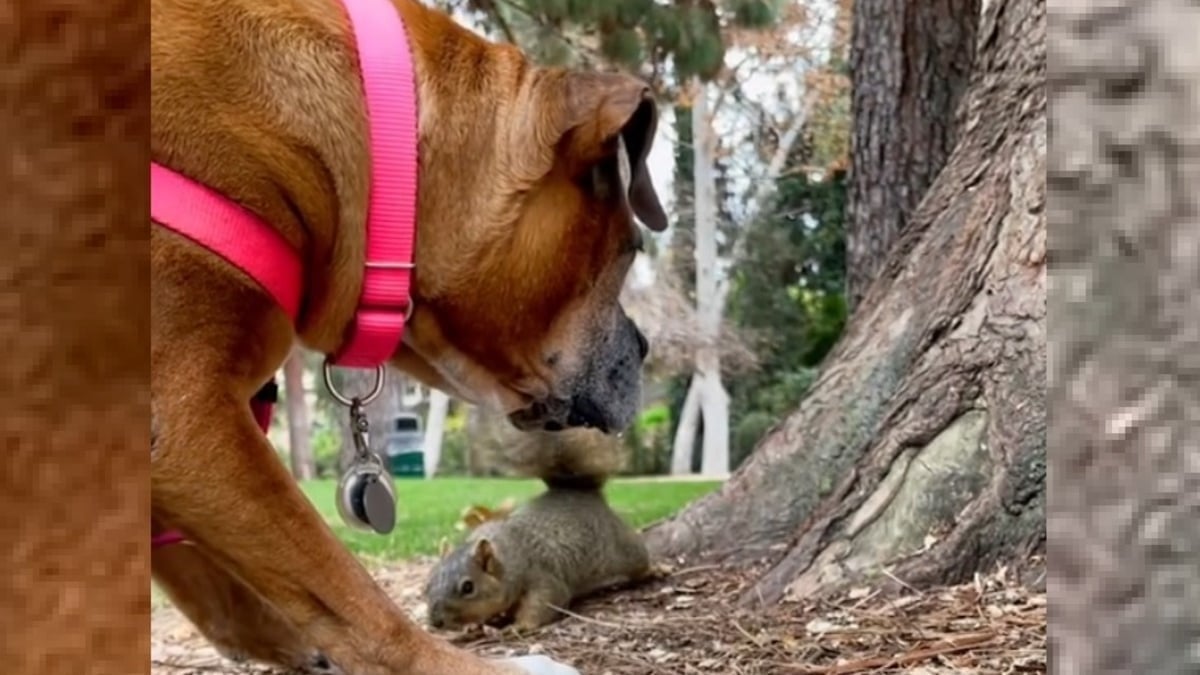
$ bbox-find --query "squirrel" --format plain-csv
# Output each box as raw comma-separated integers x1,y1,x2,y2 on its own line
423,428,654,632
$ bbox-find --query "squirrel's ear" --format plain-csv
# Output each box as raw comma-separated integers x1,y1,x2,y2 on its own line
438,537,452,558
472,538,502,576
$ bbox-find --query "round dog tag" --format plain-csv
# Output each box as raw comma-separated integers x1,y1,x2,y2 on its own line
361,475,396,534
336,465,397,535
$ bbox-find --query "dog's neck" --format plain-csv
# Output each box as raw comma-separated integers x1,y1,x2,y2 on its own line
150,0,509,355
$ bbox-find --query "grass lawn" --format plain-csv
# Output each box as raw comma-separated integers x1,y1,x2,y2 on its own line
300,477,721,561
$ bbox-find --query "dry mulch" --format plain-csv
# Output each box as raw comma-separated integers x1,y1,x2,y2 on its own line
152,559,1045,675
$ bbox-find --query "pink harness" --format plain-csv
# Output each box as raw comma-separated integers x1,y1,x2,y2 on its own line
150,0,418,548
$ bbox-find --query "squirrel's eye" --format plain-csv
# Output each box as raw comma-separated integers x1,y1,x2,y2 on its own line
458,579,475,596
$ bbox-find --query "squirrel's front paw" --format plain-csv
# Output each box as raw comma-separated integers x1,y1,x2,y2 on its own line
499,654,580,675
501,622,538,639
646,561,674,579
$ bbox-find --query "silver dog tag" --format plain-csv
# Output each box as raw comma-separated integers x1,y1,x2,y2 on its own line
334,398,397,535
362,475,397,534
336,462,398,535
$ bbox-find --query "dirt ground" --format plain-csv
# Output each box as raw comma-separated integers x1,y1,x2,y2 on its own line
151,558,1045,675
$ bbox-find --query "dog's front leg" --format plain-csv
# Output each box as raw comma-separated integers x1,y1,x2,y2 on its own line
152,517,331,671
152,386,550,675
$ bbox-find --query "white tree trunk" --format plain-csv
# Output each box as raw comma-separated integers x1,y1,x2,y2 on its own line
669,82,810,475
696,365,730,477
422,389,450,477
670,377,701,474
687,78,730,475
283,350,315,480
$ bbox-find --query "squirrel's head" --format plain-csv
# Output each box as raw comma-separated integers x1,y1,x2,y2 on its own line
424,537,510,630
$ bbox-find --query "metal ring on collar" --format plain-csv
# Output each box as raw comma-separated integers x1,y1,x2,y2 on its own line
322,360,385,407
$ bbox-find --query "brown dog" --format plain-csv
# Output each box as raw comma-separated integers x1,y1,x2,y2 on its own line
150,0,666,673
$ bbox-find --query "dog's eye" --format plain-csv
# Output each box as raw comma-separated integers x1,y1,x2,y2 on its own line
458,579,475,597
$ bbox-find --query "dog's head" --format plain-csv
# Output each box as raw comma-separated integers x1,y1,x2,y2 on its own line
391,65,667,434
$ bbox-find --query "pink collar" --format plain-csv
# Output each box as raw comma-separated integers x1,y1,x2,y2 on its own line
150,0,419,368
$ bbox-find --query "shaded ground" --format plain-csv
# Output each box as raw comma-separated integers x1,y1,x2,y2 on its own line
152,558,1045,674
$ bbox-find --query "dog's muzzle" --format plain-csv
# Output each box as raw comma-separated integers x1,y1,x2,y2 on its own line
508,318,649,434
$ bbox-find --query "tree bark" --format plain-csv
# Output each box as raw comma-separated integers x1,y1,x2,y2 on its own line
282,350,315,481
846,0,980,310
1047,2,1200,673
646,0,1045,605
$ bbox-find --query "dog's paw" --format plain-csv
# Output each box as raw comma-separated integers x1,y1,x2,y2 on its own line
499,654,580,675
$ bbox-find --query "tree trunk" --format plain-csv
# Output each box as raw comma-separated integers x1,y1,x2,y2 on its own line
845,0,980,310
422,389,450,477
646,0,1045,605
282,350,315,481
696,368,729,477
671,83,806,477
669,379,700,475
673,78,731,477
1048,2,1200,673
670,102,696,299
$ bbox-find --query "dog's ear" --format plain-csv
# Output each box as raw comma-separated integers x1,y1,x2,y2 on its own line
564,72,668,232
526,71,668,232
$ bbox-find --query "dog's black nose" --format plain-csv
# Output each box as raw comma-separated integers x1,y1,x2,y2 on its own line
566,397,611,433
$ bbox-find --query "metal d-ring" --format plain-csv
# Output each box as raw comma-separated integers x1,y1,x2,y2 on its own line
322,360,386,407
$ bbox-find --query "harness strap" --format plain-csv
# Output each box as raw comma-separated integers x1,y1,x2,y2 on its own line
150,163,302,322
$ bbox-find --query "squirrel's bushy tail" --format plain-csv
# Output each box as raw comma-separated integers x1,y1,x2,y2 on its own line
498,428,626,490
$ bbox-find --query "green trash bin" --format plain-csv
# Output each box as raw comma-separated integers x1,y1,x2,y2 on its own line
383,413,425,478
389,450,425,477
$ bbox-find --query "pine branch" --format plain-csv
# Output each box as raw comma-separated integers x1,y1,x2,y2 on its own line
489,0,601,66
489,3,519,44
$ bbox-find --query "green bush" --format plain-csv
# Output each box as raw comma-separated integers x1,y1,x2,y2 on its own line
625,403,672,475
436,426,469,476
312,425,341,478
